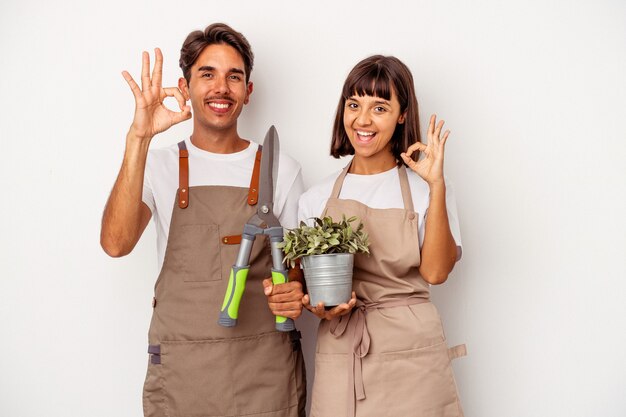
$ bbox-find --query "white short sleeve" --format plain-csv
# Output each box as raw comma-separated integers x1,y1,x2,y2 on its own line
419,180,463,261
142,159,156,215
276,159,305,230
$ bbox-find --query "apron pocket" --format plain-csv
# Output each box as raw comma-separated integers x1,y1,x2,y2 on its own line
161,333,297,417
231,332,298,415
311,352,350,417
176,224,222,282
361,341,464,417
161,339,234,417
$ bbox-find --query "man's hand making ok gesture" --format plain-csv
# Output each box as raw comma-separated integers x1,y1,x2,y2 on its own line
122,48,192,142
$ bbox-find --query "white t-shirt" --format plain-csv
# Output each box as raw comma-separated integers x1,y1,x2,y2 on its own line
143,138,304,270
298,165,462,259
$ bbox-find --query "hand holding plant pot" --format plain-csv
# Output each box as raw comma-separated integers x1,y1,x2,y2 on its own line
279,215,370,311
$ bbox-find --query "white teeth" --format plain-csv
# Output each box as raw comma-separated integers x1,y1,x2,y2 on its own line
209,102,230,109
356,131,375,136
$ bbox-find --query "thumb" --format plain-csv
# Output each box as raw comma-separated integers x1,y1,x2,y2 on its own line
262,278,273,296
170,108,192,125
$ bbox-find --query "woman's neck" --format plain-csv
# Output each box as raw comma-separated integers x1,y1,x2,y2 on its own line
349,151,397,175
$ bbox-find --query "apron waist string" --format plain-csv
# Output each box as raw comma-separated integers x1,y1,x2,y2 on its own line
329,296,430,417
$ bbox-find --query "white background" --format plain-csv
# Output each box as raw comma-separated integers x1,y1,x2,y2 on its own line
1,1,625,416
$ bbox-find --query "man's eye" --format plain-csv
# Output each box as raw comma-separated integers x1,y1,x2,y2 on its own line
229,75,242,81
202,73,213,78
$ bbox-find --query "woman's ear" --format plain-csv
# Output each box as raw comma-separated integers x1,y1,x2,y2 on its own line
398,113,406,124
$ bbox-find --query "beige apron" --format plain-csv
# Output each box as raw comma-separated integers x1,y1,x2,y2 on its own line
143,142,306,417
310,162,466,417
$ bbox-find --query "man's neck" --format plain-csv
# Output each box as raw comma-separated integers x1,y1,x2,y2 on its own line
190,124,249,154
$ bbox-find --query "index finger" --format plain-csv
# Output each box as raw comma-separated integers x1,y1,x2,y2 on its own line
270,281,302,294
152,48,163,88
405,141,426,156
122,71,142,100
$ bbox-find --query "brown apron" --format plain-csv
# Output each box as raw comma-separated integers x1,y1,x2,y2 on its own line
142,142,306,417
310,162,466,417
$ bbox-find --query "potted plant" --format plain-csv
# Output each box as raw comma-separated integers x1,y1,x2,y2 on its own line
279,215,370,307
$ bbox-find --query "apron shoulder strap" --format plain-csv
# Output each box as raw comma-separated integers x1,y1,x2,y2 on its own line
329,160,352,199
398,165,415,213
223,145,262,245
248,145,262,206
328,161,415,211
177,141,261,209
178,141,189,209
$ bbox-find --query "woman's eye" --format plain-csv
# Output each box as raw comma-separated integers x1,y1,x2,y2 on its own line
374,106,387,113
347,102,358,109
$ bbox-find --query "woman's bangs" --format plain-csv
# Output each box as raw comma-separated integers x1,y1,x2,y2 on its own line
345,67,393,100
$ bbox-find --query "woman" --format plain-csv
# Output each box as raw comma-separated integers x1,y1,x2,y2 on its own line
299,55,466,417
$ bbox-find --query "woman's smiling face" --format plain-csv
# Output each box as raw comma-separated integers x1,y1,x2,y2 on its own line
343,89,405,163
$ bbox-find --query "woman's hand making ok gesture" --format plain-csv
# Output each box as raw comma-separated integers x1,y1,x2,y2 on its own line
401,114,450,186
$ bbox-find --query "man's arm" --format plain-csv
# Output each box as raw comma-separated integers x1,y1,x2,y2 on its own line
100,48,191,257
100,136,153,257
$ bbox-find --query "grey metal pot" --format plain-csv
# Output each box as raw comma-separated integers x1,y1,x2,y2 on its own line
301,253,354,307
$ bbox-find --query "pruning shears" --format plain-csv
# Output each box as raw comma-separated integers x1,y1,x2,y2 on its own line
218,126,295,332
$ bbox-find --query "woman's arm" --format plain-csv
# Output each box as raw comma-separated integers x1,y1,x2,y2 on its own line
401,114,459,284
418,183,458,284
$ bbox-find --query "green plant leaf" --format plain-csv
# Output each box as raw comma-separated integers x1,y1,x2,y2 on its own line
280,215,370,260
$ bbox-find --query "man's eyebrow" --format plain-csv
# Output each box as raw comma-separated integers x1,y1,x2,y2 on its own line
196,66,245,75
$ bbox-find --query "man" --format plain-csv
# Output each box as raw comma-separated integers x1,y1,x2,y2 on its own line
100,23,306,417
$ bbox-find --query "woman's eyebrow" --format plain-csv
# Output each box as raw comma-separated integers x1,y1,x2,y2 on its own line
348,96,390,104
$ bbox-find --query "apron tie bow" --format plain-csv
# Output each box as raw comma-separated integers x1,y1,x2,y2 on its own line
330,303,370,403
330,297,430,417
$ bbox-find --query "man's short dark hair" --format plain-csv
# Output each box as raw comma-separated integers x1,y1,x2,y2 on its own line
179,23,254,84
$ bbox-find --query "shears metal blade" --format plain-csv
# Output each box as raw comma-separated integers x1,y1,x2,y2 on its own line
256,125,281,227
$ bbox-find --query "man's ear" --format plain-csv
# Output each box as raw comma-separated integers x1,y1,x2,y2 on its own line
244,81,254,104
178,77,190,101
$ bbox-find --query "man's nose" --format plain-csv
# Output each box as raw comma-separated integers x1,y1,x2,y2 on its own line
213,76,230,95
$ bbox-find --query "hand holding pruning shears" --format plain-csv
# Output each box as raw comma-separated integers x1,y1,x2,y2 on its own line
401,114,449,186
122,48,191,141
302,291,357,321
263,279,305,320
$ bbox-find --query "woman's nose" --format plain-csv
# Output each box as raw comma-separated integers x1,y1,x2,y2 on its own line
356,109,371,126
